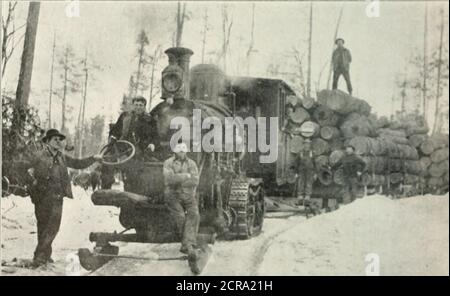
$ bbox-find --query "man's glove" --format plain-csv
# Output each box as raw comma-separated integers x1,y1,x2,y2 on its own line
356,171,362,177
109,135,117,144
147,143,155,152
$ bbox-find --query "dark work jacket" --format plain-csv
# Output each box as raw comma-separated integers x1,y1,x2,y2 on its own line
110,111,159,153
332,154,366,179
163,156,199,194
332,47,352,71
27,146,95,200
294,149,315,172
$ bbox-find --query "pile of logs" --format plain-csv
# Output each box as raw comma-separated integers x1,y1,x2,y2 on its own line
286,89,449,196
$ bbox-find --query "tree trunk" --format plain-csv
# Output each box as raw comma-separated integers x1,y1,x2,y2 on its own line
246,3,255,76
326,5,344,89
422,3,428,120
175,2,186,47
15,2,40,110
79,50,88,157
48,32,56,129
432,9,444,134
306,2,313,98
201,8,208,64
61,52,68,132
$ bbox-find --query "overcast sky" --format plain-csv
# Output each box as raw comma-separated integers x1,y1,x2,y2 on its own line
2,1,449,132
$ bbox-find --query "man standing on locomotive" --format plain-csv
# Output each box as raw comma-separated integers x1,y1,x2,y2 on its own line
26,129,102,267
102,96,160,189
109,96,159,156
163,141,200,258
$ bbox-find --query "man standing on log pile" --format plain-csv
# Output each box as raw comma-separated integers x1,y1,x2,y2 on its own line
25,129,102,267
163,141,200,260
331,145,366,204
332,38,353,96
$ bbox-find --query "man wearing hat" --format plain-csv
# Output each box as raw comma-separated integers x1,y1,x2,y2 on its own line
26,129,102,267
331,144,366,204
332,38,353,95
163,141,200,257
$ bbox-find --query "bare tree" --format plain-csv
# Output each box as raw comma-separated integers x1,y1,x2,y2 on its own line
220,5,233,73
432,9,446,134
15,2,40,110
326,5,344,89
148,45,163,110
57,45,82,133
306,2,313,98
48,32,56,128
246,3,256,76
175,2,187,47
2,1,26,77
200,8,209,64
422,3,428,119
133,30,150,96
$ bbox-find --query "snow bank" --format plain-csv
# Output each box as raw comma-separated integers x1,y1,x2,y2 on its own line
1,186,121,275
258,194,449,276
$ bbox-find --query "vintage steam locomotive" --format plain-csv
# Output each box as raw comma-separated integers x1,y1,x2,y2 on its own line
79,47,295,273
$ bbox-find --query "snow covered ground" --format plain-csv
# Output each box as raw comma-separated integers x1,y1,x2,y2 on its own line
1,187,448,276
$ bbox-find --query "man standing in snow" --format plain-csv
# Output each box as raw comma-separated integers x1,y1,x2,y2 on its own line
294,139,315,203
331,144,366,204
163,141,200,259
26,129,102,267
332,38,353,96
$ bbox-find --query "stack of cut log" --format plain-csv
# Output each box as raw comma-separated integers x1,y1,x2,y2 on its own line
417,133,449,194
287,89,449,196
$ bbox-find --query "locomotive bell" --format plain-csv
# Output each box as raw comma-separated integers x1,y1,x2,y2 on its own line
161,47,194,100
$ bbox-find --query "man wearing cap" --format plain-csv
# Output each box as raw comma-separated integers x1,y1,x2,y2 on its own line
109,96,159,156
332,38,353,95
331,145,366,204
102,96,160,190
25,129,102,267
163,142,200,257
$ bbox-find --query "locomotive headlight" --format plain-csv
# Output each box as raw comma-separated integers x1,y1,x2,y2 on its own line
162,71,183,93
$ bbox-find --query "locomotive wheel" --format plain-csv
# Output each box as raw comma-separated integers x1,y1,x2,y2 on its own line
228,178,265,239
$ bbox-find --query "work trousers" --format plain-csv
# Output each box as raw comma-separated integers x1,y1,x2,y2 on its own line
342,177,360,204
297,170,314,198
332,68,353,94
33,195,63,263
165,189,200,248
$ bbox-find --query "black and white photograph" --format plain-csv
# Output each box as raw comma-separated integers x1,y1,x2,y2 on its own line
1,0,449,277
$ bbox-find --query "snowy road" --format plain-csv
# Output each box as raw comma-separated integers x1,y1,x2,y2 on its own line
1,187,448,276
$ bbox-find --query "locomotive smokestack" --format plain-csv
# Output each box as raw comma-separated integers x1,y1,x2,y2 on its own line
163,47,194,99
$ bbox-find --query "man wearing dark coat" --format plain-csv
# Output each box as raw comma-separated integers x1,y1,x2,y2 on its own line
109,96,159,155
101,96,160,190
331,144,366,204
332,38,353,95
26,129,102,267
